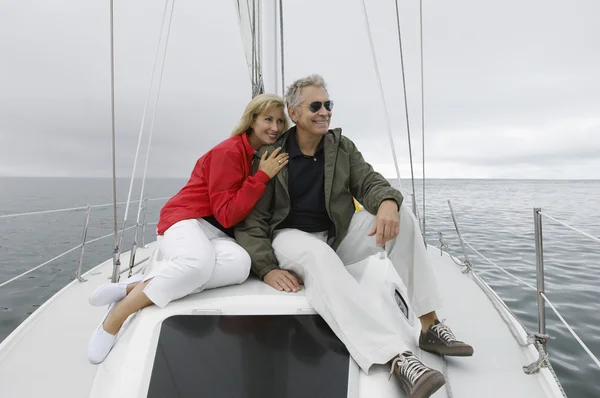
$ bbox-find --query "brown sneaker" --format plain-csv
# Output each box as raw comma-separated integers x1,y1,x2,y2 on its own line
419,319,474,356
390,351,445,398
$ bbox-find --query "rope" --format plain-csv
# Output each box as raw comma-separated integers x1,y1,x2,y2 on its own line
434,220,599,378
462,239,537,291
420,0,426,238
393,0,417,212
359,0,403,191
538,211,600,245
428,225,531,346
119,0,171,247
471,271,531,347
540,293,600,370
441,356,454,398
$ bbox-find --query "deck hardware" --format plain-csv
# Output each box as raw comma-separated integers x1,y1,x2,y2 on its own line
191,309,222,315
76,205,91,282
533,208,547,339
140,198,148,248
447,200,473,273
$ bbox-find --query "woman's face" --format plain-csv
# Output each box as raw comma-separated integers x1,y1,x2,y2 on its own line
250,107,286,146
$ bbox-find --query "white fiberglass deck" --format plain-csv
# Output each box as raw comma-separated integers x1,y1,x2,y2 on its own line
0,242,564,397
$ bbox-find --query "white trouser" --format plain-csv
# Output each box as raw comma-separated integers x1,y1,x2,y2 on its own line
272,204,441,373
143,218,251,308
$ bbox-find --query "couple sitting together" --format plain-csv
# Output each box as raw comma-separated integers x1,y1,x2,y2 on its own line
87,74,473,398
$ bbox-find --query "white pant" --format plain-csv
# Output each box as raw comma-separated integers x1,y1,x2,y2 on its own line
272,204,441,373
143,218,251,308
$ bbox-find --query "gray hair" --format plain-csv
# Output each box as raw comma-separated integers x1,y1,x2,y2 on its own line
285,74,328,111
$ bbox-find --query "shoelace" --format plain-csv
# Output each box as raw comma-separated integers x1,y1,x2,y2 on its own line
389,354,430,384
431,319,457,343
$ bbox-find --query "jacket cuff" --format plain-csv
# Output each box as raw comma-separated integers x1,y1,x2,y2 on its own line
253,170,271,185
379,196,403,210
254,263,279,280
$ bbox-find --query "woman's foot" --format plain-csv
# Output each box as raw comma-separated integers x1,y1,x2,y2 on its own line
89,273,144,306
87,281,155,364
87,303,118,364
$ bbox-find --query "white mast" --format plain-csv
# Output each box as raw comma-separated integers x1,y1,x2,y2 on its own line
234,0,283,97
260,0,282,95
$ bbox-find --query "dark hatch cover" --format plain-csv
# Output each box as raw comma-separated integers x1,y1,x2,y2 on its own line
147,315,350,398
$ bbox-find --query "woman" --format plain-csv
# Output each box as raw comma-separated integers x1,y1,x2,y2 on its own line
87,93,289,364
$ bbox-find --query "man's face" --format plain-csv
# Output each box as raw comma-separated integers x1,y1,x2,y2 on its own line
289,86,332,136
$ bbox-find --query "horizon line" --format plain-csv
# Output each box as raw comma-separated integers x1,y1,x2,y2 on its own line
1,175,599,181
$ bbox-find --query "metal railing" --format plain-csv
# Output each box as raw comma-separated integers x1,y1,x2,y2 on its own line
0,198,167,288
0,197,169,219
437,201,600,376
535,209,600,370
4,194,599,376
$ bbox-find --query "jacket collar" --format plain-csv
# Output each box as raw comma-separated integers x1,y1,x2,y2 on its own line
286,128,325,158
241,131,257,157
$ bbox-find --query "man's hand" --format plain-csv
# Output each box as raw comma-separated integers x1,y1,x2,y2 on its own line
368,200,400,247
263,269,303,292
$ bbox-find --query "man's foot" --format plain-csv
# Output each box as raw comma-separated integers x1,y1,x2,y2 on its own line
419,319,474,356
390,351,445,398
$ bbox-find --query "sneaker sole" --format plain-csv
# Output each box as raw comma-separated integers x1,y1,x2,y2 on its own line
419,344,474,356
411,372,445,398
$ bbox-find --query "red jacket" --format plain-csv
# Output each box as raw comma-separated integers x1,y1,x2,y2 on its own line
157,132,270,235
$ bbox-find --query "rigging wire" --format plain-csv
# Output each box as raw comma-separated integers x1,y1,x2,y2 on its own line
117,0,172,259
420,0,427,240
278,0,285,96
393,0,418,218
129,0,177,275
359,0,403,191
109,0,119,282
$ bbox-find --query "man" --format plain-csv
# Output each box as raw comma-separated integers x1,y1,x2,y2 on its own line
235,74,473,398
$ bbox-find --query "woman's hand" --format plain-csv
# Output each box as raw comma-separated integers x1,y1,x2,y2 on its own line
258,147,289,179
263,269,303,292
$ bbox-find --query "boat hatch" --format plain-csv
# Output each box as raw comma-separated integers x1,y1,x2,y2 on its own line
147,314,353,398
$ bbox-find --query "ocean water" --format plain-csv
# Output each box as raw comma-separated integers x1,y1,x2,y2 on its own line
0,177,599,397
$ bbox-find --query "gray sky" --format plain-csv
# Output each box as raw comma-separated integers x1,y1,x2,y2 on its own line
1,0,598,179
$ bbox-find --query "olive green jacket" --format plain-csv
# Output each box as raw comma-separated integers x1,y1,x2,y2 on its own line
234,127,404,279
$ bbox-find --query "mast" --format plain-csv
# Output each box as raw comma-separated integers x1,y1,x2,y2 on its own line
260,0,282,95
234,0,283,97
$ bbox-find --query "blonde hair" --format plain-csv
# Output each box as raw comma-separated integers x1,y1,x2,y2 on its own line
231,93,289,136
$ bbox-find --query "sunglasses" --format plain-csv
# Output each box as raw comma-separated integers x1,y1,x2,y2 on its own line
307,100,334,113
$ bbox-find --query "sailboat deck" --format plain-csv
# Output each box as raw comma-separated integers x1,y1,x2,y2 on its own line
0,242,563,397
